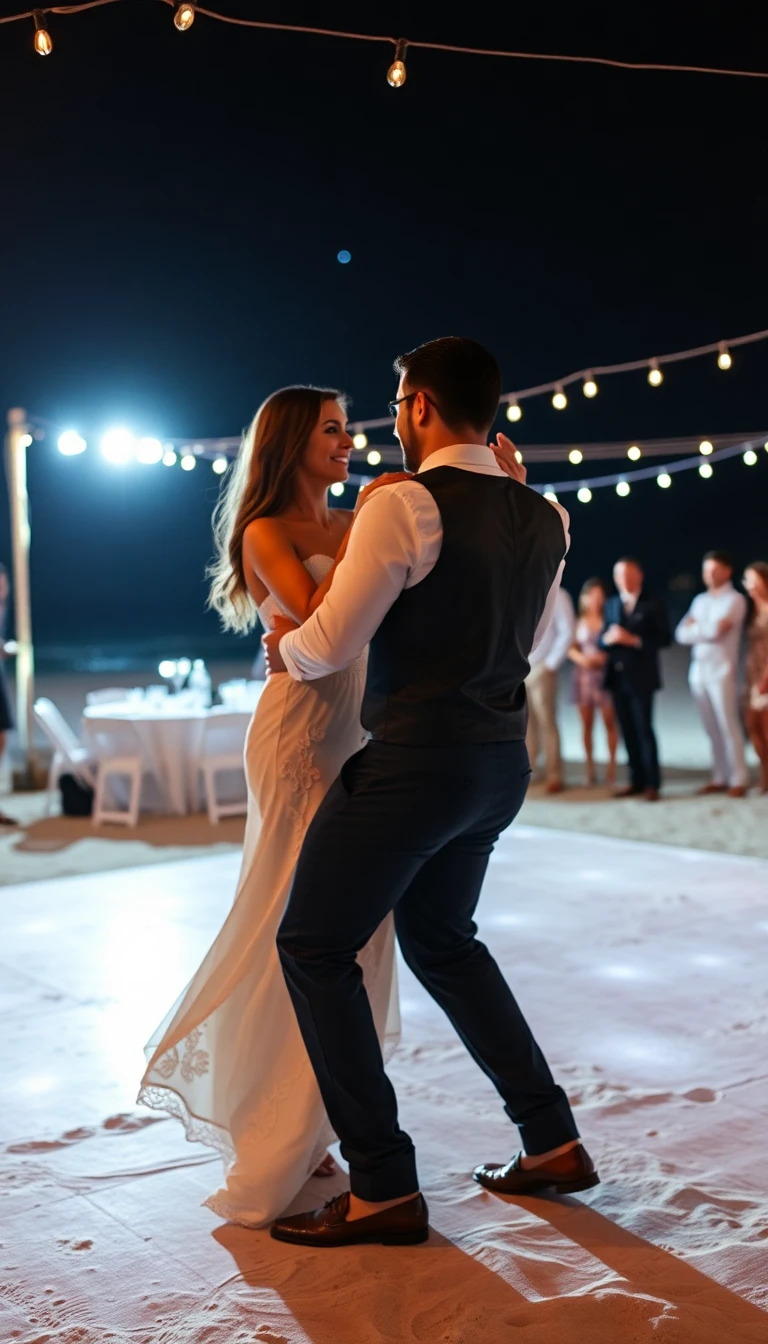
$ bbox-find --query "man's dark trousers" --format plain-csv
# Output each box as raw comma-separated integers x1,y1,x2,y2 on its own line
277,737,579,1201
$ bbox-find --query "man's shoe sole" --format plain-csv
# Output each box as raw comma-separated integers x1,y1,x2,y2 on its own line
474,1170,600,1196
270,1225,430,1247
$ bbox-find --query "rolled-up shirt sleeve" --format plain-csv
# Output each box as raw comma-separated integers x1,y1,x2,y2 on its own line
530,500,571,657
280,486,424,681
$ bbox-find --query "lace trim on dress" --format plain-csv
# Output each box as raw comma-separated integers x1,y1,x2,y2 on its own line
136,1083,235,1164
280,721,326,855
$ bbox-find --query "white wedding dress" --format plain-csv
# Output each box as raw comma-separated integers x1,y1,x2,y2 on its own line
138,556,401,1227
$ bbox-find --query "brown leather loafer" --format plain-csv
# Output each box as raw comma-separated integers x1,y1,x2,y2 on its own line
474,1145,599,1197
270,1191,429,1247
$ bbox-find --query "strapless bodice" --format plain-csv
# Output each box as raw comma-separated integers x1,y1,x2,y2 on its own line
256,554,334,631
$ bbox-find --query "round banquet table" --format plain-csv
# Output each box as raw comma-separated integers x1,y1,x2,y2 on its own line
82,697,258,816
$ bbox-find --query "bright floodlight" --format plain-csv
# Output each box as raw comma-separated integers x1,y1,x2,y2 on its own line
627,445,642,461
657,472,672,489
136,436,163,465
743,449,758,466
577,487,592,503
352,433,368,450
158,660,176,678
212,456,228,474
568,448,583,465
330,482,345,497
180,453,196,471
506,401,522,422
58,430,86,456
367,449,382,465
100,428,135,465
163,449,177,467
616,480,630,496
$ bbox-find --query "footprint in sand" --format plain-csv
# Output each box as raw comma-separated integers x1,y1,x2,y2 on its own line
102,1113,164,1134
682,1087,719,1103
5,1113,163,1156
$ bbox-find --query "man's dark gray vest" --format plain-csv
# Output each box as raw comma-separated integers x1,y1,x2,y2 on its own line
361,467,567,746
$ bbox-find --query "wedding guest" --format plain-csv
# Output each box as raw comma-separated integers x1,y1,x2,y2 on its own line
526,584,575,793
568,578,619,787
743,561,768,794
675,551,748,797
0,564,17,827
601,557,670,801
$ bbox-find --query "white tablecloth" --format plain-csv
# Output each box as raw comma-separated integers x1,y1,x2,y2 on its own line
82,699,258,816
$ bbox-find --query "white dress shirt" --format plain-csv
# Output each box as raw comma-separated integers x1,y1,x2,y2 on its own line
528,586,576,672
280,443,571,682
619,589,640,615
674,582,747,676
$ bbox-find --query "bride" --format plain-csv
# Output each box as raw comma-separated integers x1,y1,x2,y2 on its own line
138,385,403,1227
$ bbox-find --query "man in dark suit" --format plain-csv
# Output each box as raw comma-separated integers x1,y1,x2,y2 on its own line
601,557,671,801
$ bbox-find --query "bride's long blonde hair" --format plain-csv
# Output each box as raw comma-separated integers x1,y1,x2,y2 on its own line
207,385,346,633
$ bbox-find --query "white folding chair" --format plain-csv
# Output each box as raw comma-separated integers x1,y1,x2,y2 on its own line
33,697,96,813
86,719,150,828
85,687,132,706
198,712,248,824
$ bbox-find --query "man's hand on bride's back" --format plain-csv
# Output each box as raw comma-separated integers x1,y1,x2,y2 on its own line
263,615,298,678
490,432,527,485
354,471,413,516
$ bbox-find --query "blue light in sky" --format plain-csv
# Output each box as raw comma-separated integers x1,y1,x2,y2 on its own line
337,249,352,264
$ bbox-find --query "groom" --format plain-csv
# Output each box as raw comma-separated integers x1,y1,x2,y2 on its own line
265,337,597,1247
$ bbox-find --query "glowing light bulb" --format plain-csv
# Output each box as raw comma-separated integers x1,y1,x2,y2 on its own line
180,453,196,471
366,449,382,465
19,433,33,449
387,39,408,87
352,432,368,450
212,456,228,474
552,385,567,410
627,445,642,461
717,342,732,370
100,428,135,465
577,487,592,503
699,440,713,456
616,480,630,497
515,450,523,464
330,482,345,497
583,376,598,398
506,400,522,422
543,490,558,503
647,360,663,387
174,3,196,31
162,450,177,467
568,449,583,465
657,472,672,489
136,436,163,465
33,13,53,55
158,660,176,679
699,462,713,479
58,430,86,457
743,448,758,466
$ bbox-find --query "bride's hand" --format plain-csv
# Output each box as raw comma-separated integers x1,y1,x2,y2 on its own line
490,432,526,485
354,471,413,515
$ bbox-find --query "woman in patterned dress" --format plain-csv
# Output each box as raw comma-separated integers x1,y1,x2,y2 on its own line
567,577,619,787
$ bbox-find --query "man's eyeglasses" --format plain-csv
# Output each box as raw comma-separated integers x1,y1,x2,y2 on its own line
387,391,437,418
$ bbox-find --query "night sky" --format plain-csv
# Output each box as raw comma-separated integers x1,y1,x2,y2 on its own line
1,2,766,667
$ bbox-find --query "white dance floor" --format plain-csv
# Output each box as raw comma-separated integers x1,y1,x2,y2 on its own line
1,827,766,1343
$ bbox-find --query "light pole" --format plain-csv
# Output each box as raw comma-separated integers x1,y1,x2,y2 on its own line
4,407,44,789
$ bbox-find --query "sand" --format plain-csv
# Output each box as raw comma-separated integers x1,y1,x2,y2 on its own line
1,829,766,1342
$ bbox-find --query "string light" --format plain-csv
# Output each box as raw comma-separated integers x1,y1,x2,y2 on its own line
699,440,713,455
616,480,630,496
57,430,86,456
577,486,592,503
352,432,368,450
174,3,196,31
212,456,228,474
136,436,163,465
647,359,663,387
657,472,672,488
544,490,558,502
330,481,345,496
162,449,178,467
699,462,713,479
180,453,196,471
717,341,732,370
568,449,583,464
582,375,598,398
743,448,758,465
515,450,523,464
627,445,642,461
387,39,407,87
366,449,382,465
552,384,567,410
100,428,135,465
506,400,522,422
33,10,52,55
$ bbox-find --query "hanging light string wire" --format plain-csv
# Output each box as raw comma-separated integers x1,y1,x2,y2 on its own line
3,0,768,83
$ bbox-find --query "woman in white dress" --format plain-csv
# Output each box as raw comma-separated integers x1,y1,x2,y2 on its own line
138,386,403,1227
